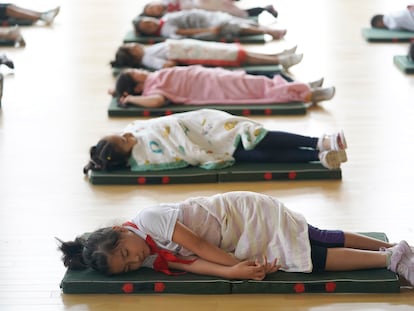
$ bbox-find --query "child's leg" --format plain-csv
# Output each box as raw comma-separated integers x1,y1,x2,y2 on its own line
244,51,303,69
256,131,318,149
344,232,394,250
233,146,319,163
325,248,388,271
233,131,319,162
239,25,286,40
5,4,42,21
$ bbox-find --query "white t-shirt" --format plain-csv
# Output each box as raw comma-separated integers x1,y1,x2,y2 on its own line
383,6,414,31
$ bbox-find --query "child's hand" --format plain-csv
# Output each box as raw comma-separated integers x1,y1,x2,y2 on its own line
255,255,281,275
231,256,281,280
163,60,177,68
118,93,132,107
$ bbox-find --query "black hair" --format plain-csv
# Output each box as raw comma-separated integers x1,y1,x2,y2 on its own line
83,138,130,174
110,45,142,68
132,15,148,36
370,14,385,28
114,71,139,98
56,227,121,274
142,2,166,18
409,43,414,62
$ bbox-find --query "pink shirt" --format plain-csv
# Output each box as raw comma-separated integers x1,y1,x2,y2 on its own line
142,65,311,105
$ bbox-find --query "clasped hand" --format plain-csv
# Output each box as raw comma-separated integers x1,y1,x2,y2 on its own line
232,255,281,281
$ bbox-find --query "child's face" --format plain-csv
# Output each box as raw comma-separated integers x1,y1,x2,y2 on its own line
126,68,149,94
138,17,160,35
105,133,137,155
107,227,151,274
144,3,166,17
124,43,144,60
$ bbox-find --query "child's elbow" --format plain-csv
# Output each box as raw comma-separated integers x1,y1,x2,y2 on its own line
153,96,166,107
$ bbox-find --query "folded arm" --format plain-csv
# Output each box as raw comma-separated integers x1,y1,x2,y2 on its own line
119,94,166,107
169,256,280,280
171,221,280,279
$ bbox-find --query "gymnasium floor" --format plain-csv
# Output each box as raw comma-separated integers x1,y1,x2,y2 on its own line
1,0,414,310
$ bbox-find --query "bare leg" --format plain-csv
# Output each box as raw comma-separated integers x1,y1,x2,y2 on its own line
239,25,287,40
344,232,394,250
244,52,280,65
325,248,387,271
244,51,303,69
6,4,42,22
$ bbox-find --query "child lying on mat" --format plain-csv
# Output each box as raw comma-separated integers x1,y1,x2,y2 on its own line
83,109,347,173
57,191,414,285
110,39,302,71
110,65,335,107
133,9,286,40
142,0,278,19
371,5,414,31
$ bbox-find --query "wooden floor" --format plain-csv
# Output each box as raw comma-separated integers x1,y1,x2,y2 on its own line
1,0,414,310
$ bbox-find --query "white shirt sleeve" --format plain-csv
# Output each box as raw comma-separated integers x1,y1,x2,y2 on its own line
141,43,168,70
133,204,181,244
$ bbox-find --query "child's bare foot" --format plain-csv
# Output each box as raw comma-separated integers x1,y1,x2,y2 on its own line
269,29,287,40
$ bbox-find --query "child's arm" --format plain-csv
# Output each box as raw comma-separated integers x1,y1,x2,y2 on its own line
172,221,239,267
119,94,166,107
169,256,280,280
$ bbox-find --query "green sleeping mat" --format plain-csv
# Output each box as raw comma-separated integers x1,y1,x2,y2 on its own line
362,28,414,42
0,18,34,26
60,232,400,294
88,162,341,185
123,30,267,44
108,98,308,117
111,64,283,77
0,39,16,46
393,55,414,73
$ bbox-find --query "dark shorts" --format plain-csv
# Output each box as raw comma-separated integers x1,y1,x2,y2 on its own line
308,224,345,272
0,4,11,20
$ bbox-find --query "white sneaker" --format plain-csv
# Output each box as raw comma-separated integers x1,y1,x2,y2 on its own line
386,240,412,272
308,78,324,88
279,53,303,70
318,130,347,152
41,6,60,24
311,86,335,104
318,150,345,169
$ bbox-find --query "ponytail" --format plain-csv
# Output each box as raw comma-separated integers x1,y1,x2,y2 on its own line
56,237,88,270
83,139,130,175
56,228,122,274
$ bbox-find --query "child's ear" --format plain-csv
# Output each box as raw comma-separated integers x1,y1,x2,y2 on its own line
112,226,127,232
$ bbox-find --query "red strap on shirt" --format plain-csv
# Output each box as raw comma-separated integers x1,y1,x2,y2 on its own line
155,19,165,37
